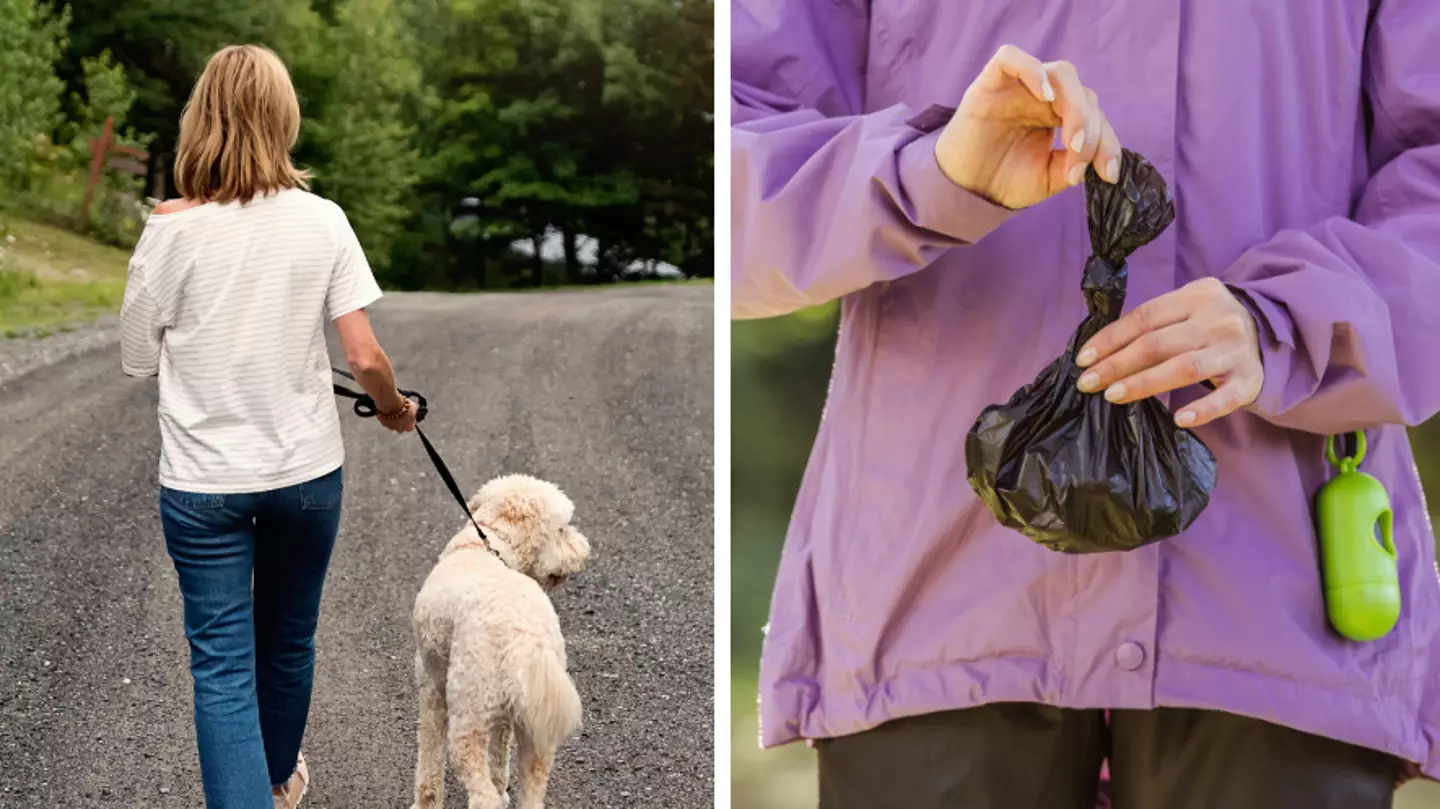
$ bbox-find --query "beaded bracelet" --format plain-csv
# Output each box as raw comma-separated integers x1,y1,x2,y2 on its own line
377,397,411,421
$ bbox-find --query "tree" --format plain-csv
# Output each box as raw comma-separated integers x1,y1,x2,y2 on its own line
600,0,713,276
410,0,612,286
20,0,713,287
302,0,422,278
65,49,148,151
0,0,68,194
405,0,712,286
53,0,318,197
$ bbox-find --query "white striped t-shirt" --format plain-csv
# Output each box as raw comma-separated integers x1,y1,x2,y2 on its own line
120,188,383,494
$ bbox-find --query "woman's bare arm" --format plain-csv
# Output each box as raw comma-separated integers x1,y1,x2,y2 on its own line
333,308,409,419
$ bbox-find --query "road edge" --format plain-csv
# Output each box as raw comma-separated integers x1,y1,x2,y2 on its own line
0,316,121,390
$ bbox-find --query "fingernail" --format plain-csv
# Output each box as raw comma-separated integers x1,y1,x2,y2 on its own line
1076,347,1097,367
1077,372,1101,393
1104,383,1127,402
1068,163,1086,187
1041,74,1055,102
1105,158,1120,183
1175,411,1196,427
1070,130,1085,153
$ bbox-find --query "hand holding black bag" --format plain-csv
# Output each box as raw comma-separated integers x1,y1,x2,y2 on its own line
965,149,1218,554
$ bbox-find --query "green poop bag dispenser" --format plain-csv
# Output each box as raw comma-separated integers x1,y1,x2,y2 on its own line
1315,432,1400,641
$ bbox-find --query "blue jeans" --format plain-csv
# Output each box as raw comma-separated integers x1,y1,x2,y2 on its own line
160,466,343,808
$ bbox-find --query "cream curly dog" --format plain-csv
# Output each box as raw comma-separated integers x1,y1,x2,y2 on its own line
410,474,590,809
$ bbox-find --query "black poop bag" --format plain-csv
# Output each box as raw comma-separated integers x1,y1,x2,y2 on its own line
964,150,1218,554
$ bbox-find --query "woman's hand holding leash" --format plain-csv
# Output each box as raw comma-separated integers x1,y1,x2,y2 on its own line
377,396,418,433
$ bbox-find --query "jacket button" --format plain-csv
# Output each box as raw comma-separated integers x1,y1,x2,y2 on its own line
1115,642,1146,671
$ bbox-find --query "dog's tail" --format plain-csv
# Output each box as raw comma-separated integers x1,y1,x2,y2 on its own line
516,647,583,751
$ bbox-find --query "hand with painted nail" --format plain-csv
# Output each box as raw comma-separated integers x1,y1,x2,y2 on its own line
1074,278,1264,428
935,45,1122,210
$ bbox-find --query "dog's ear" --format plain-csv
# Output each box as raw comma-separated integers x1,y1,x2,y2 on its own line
494,490,545,526
478,490,548,547
564,526,591,565
535,524,591,580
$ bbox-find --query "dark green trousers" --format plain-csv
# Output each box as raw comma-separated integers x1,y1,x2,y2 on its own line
816,704,1400,809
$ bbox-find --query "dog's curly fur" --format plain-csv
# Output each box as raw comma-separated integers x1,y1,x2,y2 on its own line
410,474,590,809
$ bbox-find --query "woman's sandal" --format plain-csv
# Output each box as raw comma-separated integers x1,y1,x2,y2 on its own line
271,752,310,809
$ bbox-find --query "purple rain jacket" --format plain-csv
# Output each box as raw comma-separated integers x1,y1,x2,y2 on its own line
732,0,1440,775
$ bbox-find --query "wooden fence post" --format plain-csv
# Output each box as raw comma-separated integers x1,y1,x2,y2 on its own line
81,116,115,224
80,116,150,225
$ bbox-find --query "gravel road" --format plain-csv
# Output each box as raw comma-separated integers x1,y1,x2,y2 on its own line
0,285,714,808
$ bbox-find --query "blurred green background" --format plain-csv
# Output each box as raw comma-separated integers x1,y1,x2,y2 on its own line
731,303,1440,808
2,0,711,291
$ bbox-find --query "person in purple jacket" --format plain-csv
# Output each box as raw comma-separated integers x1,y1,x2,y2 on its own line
733,2,1440,807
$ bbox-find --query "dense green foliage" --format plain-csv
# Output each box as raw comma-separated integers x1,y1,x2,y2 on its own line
2,0,712,289
0,0,68,193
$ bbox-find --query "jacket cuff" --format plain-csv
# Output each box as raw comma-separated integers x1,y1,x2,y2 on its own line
1226,282,1297,420
896,129,1017,245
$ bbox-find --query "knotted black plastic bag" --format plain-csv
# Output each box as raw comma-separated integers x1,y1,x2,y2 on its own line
965,150,1218,554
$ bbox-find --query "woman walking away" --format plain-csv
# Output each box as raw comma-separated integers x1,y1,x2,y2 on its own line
120,44,417,809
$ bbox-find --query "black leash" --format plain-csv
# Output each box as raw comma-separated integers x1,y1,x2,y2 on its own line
331,368,497,557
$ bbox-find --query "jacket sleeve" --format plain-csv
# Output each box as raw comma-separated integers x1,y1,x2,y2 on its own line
1223,0,1440,434
731,0,1016,320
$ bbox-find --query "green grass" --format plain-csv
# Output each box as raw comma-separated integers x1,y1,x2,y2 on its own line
0,215,130,335
731,672,819,809
1401,779,1440,808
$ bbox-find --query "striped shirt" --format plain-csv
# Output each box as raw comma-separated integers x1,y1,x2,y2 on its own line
120,189,382,494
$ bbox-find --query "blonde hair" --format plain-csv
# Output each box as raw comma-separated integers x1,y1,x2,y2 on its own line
174,45,309,204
